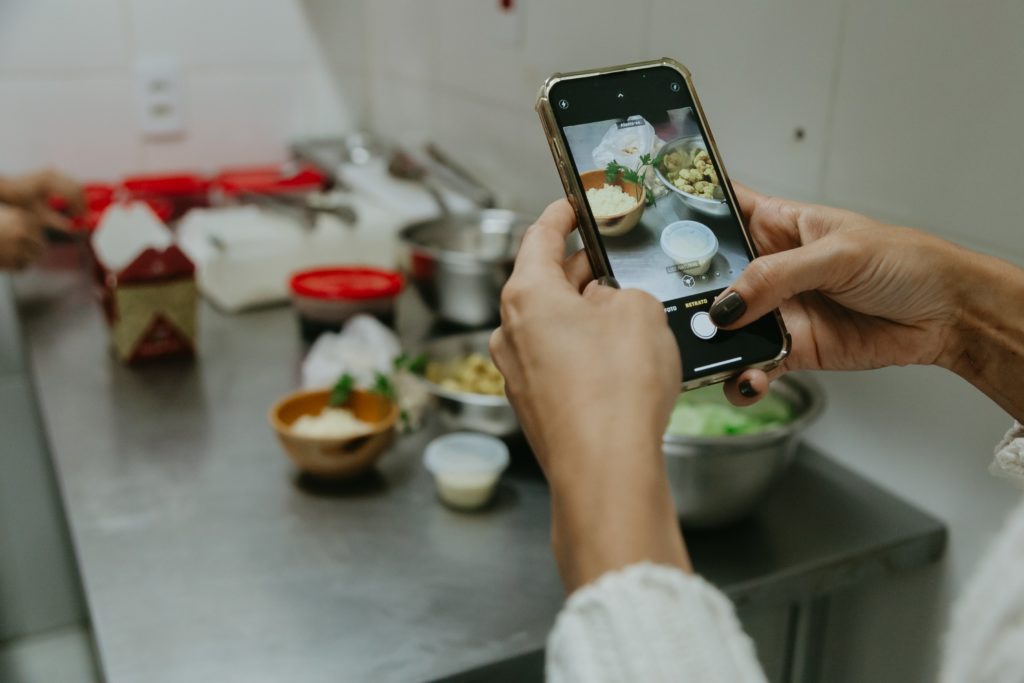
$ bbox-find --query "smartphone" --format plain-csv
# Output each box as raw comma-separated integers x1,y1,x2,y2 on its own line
536,58,790,390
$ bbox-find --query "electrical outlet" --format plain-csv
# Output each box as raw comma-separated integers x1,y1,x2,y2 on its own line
135,56,184,139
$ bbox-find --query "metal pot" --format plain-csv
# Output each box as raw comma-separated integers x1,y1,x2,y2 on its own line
397,210,530,327
663,374,825,528
418,330,519,437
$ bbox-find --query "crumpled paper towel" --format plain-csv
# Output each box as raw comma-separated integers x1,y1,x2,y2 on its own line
301,315,429,432
301,315,402,389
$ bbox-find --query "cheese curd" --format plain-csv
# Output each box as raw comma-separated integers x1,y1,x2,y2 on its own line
586,184,639,217
290,407,374,439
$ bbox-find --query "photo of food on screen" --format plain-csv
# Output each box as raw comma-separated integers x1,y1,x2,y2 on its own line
562,107,752,303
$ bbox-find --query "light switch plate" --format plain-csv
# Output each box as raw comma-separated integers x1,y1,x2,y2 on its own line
135,55,185,139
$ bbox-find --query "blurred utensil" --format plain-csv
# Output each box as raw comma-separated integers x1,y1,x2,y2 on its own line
425,143,497,209
387,149,450,217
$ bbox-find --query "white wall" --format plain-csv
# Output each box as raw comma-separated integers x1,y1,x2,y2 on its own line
299,1,1024,681
0,0,359,181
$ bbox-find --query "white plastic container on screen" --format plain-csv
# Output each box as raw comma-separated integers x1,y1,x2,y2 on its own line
660,220,719,276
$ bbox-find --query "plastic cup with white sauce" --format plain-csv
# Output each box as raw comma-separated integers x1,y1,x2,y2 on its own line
660,220,719,276
423,432,510,511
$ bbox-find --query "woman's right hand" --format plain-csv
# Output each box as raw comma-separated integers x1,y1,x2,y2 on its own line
713,186,1024,421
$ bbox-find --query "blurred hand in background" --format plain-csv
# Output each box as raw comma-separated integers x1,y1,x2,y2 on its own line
0,169,84,270
0,206,45,270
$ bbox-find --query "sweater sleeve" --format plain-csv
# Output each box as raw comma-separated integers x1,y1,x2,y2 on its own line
989,421,1024,487
546,563,767,683
938,424,1024,683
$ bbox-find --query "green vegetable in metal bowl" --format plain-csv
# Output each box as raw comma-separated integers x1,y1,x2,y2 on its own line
666,385,793,437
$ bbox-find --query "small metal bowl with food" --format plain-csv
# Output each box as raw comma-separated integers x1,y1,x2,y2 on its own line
420,330,518,437
663,375,824,528
579,169,646,237
655,137,730,216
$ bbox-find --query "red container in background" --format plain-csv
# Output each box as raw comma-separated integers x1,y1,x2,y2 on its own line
289,267,404,340
213,165,327,197
122,172,211,220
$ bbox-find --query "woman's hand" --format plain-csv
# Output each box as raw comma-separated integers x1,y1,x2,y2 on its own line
0,206,45,270
490,199,690,591
0,169,85,231
713,186,969,402
714,186,1024,421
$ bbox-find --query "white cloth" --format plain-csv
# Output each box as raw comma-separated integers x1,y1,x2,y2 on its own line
548,423,1024,682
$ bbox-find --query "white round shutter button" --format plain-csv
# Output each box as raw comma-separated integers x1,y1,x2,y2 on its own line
690,311,717,340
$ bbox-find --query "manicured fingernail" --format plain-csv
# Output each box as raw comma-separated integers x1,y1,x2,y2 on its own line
739,380,758,398
709,291,746,326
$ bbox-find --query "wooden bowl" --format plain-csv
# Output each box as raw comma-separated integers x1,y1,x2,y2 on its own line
579,169,646,237
268,388,398,479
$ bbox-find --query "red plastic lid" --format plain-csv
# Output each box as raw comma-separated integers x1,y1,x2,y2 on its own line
289,267,404,301
214,165,327,196
122,173,210,197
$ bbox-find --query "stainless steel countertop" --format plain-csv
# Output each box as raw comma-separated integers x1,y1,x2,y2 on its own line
17,258,945,683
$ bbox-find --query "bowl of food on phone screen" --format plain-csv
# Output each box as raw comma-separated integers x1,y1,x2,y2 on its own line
580,169,646,236
655,136,730,216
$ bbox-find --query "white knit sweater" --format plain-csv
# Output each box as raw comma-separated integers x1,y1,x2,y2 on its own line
548,422,1024,683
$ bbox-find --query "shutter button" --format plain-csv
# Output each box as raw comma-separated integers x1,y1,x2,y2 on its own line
690,311,717,340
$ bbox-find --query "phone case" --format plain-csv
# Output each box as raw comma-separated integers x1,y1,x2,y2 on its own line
535,57,791,391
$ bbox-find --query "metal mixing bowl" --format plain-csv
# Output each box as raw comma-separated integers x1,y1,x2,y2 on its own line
397,210,531,327
419,330,519,437
654,136,730,216
663,375,825,528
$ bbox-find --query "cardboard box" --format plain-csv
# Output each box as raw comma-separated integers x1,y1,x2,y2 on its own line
90,203,197,363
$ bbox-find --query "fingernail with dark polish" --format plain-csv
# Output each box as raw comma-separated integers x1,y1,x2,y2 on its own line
709,291,747,326
739,380,758,398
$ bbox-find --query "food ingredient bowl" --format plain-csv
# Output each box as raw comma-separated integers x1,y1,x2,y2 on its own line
419,330,519,437
424,432,510,510
397,209,531,326
289,267,404,340
579,169,646,237
662,375,824,527
654,137,730,216
269,388,399,479
660,221,719,276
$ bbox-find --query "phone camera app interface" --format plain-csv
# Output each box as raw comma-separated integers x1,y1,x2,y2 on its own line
560,100,774,378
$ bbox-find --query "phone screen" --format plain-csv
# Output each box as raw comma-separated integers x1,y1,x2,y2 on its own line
548,65,786,382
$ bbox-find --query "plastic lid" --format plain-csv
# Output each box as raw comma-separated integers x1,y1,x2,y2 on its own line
423,432,510,477
289,267,404,301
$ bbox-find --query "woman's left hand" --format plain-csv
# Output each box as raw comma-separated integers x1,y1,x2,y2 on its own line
490,199,690,591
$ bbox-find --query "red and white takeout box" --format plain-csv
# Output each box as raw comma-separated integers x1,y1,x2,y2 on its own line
90,202,198,363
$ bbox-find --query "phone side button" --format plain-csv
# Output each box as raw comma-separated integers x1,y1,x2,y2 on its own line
690,311,717,340
565,192,580,215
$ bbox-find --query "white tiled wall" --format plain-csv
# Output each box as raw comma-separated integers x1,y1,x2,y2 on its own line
0,0,361,181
